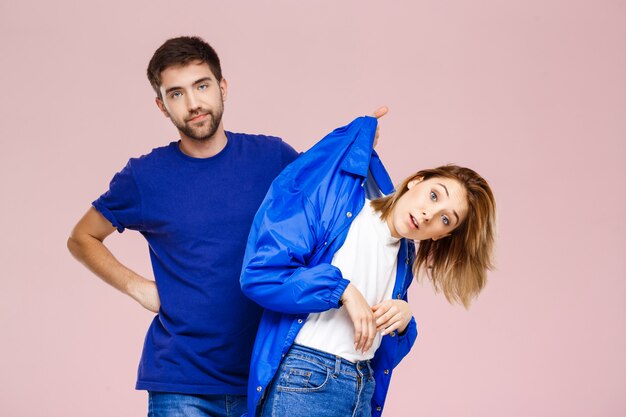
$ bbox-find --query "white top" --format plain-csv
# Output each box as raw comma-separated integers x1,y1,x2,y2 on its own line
295,200,400,362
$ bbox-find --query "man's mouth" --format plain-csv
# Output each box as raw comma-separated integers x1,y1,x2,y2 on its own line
187,113,209,123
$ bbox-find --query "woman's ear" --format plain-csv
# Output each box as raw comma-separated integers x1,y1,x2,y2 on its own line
407,177,423,189
432,233,451,242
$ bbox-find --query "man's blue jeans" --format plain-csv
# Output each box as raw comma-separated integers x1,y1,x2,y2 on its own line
259,344,375,417
148,392,247,417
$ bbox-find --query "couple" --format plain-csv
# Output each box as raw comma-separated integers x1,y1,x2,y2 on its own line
68,36,496,417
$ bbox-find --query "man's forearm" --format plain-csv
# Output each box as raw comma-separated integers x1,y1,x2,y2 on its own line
67,233,157,310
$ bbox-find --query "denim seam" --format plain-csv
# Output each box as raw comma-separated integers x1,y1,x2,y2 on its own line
276,366,331,393
285,353,365,378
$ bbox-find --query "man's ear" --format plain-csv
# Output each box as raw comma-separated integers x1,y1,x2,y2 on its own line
219,77,228,102
155,97,170,118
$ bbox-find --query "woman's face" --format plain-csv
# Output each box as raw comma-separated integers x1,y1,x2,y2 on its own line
387,176,469,241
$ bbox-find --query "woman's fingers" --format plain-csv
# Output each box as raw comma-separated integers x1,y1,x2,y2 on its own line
344,287,413,352
381,319,402,336
342,284,376,353
375,305,397,328
373,299,413,335
356,314,376,353
372,106,389,119
380,313,403,335
371,106,388,148
363,318,377,352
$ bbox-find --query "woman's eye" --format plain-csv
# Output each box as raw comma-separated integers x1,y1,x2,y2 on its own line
441,215,450,226
430,191,437,201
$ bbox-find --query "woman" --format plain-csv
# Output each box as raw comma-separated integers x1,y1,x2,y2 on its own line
240,114,496,417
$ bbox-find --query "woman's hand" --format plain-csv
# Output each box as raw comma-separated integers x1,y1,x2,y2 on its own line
372,106,388,148
341,283,377,354
372,299,412,336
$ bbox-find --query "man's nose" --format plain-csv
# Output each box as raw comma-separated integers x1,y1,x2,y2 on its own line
186,92,200,111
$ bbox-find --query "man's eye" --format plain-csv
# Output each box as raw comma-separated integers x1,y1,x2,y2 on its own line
198,84,208,90
170,91,182,99
441,215,450,226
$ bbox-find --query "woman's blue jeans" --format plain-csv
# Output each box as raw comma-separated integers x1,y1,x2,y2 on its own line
148,392,247,417
259,344,375,417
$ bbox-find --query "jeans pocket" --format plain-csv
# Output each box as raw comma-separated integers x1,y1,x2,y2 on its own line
276,356,331,393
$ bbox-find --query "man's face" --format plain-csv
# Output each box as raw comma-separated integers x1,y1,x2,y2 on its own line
156,61,227,142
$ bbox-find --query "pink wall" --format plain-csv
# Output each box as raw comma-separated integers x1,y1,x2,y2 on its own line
1,1,624,416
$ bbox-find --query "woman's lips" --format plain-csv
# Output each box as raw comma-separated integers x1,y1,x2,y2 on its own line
410,215,419,229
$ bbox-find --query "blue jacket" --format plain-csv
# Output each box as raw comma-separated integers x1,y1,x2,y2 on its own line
240,116,418,416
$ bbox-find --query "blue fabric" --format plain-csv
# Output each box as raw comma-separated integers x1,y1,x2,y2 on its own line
240,117,418,417
93,132,298,395
259,344,375,417
148,392,247,417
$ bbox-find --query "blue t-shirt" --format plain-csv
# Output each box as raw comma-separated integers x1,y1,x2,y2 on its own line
92,132,298,394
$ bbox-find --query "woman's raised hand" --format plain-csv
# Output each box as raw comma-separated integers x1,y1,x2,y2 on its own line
372,106,388,148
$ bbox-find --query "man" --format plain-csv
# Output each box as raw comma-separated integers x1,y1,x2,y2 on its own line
67,36,298,417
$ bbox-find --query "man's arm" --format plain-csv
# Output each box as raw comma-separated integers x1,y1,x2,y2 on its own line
67,207,160,313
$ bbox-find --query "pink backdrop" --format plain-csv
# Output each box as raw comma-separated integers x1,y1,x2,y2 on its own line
1,1,624,416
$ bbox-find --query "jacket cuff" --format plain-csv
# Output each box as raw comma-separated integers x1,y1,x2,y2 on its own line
397,316,417,340
330,278,351,308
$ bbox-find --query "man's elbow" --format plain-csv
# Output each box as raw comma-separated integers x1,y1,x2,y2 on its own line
66,235,81,258
67,231,92,260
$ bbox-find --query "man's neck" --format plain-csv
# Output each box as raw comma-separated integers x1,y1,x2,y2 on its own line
178,128,228,158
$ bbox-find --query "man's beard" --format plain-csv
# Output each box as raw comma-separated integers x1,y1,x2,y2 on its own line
173,102,224,142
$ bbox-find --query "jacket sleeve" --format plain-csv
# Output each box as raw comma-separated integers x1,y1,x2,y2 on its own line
240,190,350,315
392,316,418,368
389,273,419,367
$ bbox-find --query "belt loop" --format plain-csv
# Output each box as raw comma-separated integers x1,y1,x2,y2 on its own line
334,355,341,378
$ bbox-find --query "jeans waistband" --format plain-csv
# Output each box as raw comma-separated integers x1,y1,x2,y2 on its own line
288,344,373,377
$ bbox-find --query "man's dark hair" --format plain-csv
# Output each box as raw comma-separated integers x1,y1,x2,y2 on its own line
147,36,223,98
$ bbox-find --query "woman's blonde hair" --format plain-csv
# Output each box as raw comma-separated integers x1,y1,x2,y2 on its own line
371,165,496,308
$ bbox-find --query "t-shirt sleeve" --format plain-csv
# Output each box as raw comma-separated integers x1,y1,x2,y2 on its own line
92,160,143,233
279,139,300,168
